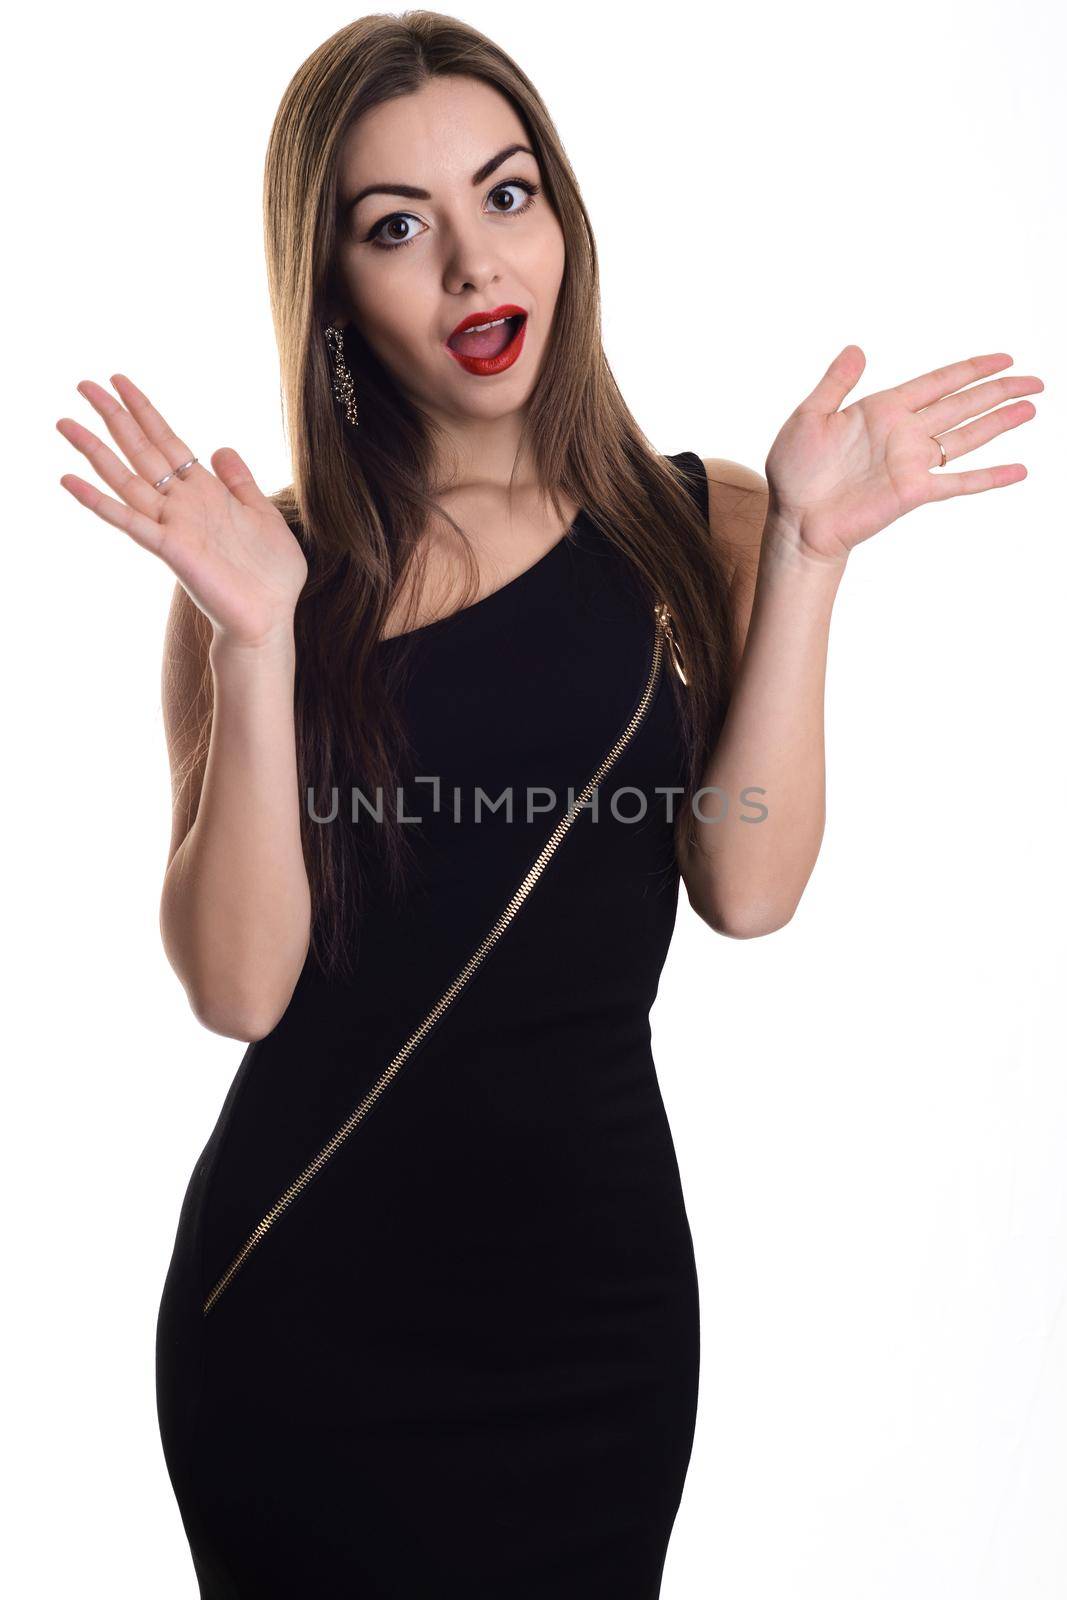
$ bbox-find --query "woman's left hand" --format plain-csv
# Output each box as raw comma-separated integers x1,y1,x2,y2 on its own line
764,346,1043,563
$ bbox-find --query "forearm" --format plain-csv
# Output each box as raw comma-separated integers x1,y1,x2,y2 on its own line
682,513,846,937
160,625,311,1039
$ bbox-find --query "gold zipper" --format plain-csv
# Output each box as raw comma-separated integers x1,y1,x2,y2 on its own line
653,601,688,686
202,607,670,1317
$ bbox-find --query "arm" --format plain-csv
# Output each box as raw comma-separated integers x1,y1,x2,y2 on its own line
678,460,842,938
679,345,1041,939
56,370,312,1039
159,582,312,1041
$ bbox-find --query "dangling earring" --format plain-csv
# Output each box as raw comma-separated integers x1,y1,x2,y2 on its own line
325,320,359,427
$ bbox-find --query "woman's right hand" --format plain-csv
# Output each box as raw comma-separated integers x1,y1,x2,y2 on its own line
56,373,308,650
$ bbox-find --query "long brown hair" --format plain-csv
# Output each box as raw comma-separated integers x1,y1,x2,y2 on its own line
173,10,741,983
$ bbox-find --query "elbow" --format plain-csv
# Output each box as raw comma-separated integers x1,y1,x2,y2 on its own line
160,897,308,1042
681,850,811,940
714,902,797,940
160,929,277,1040
175,949,303,1041
183,945,309,1039
686,881,799,940
186,985,285,1043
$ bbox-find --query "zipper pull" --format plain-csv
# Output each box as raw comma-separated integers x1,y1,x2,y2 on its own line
654,601,689,687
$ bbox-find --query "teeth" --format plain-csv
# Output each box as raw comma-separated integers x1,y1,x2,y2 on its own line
459,315,514,334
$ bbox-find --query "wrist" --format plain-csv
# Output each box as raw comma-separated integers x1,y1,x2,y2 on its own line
761,505,850,584
210,619,297,672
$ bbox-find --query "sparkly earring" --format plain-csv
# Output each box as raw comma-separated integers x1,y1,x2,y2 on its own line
325,320,359,427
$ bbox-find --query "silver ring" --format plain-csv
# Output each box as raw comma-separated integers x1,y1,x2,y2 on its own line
931,436,948,468
154,456,198,490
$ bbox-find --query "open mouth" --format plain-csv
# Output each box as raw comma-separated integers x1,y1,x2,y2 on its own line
446,311,527,361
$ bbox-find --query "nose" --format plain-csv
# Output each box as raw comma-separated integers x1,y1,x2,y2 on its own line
440,213,506,299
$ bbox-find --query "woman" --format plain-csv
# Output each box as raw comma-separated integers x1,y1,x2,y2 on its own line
55,12,1041,1597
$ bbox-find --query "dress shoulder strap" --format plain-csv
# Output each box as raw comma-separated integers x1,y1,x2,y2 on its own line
667,450,710,526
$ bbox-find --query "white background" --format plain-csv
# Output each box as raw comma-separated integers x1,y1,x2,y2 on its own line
6,1,1064,1593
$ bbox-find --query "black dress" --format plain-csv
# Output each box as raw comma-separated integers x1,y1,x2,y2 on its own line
156,451,707,1597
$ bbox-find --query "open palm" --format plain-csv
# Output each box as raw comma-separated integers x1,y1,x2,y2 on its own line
57,373,308,649
765,347,1043,563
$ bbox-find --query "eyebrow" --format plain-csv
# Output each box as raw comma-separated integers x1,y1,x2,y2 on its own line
341,143,536,217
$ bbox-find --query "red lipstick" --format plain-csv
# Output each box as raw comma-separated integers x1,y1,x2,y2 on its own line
445,303,528,377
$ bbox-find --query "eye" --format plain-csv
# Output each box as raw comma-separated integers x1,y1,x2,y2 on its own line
365,212,428,251
364,178,542,252
486,179,541,216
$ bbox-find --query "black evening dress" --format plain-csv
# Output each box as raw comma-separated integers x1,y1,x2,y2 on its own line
156,451,708,1597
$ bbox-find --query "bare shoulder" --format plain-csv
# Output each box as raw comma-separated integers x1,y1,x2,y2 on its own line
698,456,768,662
161,579,214,867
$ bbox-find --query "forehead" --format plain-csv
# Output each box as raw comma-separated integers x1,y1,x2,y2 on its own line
338,75,529,183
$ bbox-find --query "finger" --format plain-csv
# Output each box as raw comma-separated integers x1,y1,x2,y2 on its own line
56,415,164,517
925,462,1028,502
210,445,273,510
897,352,1013,412
59,471,168,554
794,343,866,416
932,399,1037,467
109,373,211,488
920,373,1043,434
76,378,177,488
